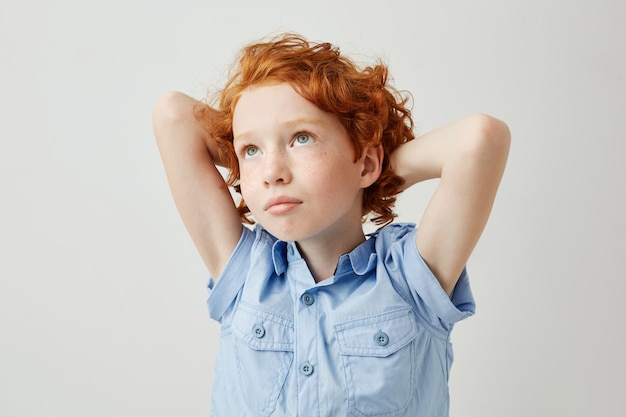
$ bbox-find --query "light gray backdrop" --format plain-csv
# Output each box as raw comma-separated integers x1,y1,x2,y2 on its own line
1,0,624,416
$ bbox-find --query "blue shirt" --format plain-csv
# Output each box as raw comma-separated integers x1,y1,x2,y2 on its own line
206,222,475,417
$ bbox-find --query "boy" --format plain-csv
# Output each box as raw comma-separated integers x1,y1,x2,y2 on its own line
153,33,509,417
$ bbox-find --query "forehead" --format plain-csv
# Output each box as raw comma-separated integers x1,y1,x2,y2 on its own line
232,83,337,139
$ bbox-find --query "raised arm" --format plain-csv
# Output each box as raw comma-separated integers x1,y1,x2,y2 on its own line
390,114,510,295
152,91,242,279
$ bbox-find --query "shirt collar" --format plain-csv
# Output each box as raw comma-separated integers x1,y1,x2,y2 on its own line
271,236,377,277
271,240,289,276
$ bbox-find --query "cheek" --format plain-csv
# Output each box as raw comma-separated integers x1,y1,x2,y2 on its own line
304,157,360,193
238,167,258,202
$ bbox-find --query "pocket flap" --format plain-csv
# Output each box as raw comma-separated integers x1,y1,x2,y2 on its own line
335,307,417,357
232,303,294,351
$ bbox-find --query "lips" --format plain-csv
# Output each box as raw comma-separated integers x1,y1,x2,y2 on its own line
263,196,303,212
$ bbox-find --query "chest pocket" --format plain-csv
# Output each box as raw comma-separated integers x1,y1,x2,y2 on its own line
335,307,418,417
232,303,294,417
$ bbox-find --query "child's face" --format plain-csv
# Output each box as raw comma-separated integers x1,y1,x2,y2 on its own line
232,83,368,243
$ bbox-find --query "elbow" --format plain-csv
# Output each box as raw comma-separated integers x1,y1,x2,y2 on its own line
153,91,187,124
464,113,511,163
152,91,199,142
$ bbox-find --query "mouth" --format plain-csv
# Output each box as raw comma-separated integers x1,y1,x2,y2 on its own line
264,196,303,214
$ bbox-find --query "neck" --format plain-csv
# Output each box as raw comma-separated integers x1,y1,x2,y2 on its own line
295,223,366,283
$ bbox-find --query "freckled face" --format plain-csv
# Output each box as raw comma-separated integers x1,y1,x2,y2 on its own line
232,83,367,243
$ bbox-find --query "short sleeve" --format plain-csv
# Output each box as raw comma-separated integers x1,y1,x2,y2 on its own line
206,225,257,322
377,223,476,331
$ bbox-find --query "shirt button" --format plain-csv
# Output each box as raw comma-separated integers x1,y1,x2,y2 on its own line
299,361,314,376
287,245,294,255
253,323,265,338
301,293,315,306
374,331,389,346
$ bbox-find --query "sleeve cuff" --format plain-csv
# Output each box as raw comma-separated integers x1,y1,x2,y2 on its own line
404,232,476,327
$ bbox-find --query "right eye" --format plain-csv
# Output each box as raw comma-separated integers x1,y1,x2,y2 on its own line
244,146,259,158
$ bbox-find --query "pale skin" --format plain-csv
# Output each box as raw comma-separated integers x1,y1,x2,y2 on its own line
153,84,510,295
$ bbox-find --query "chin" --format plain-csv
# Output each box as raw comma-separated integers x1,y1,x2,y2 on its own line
268,229,300,242
260,222,307,242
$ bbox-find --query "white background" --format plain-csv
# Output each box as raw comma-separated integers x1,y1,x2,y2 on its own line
1,0,624,416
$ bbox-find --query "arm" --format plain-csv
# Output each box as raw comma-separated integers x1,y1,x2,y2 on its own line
152,91,242,279
390,114,510,295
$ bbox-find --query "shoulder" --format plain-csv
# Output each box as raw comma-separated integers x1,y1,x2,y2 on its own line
371,222,417,254
223,224,279,276
372,222,475,327
372,222,416,239
207,224,277,321
250,224,279,253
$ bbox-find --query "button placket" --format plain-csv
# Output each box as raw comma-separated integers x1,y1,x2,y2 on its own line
289,260,319,415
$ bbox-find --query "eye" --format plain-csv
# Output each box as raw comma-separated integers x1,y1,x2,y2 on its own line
243,145,259,158
293,133,313,146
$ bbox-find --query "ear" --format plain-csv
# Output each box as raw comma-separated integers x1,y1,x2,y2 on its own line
359,144,384,188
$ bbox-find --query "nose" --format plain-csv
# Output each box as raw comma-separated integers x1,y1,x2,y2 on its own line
262,150,292,186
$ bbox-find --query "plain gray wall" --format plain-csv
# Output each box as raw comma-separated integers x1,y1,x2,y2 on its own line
1,0,624,416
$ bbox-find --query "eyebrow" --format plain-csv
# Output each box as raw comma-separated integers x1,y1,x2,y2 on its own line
234,118,325,143
282,118,324,129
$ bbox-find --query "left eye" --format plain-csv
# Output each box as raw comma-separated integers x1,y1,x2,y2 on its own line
294,133,312,145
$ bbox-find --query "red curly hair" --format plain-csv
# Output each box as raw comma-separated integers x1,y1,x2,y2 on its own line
195,33,414,226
